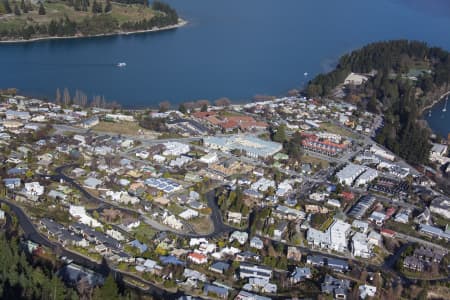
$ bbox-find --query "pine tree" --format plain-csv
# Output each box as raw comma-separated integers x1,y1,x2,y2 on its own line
104,0,111,13
92,274,119,300
55,88,61,105
3,0,12,14
38,2,45,15
178,103,187,114
14,4,21,15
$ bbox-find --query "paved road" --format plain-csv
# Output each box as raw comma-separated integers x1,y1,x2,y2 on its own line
53,165,233,239
0,198,183,299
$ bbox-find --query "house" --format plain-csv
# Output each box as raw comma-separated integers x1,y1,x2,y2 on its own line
0,209,5,220
163,215,183,230
250,236,264,250
3,178,21,189
273,221,288,240
128,240,148,254
368,211,387,226
290,267,312,283
419,224,450,241
344,72,368,85
203,284,229,299
321,274,351,299
430,196,450,219
83,177,102,189
239,262,272,280
179,209,199,220
403,256,424,272
24,182,44,196
227,211,243,224
80,117,99,128
359,284,377,299
235,291,271,300
71,168,86,177
229,231,249,245
210,261,230,274
188,252,208,264
244,278,277,294
199,152,218,164
69,205,102,228
287,246,302,261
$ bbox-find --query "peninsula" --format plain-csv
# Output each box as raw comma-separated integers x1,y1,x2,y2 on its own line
0,0,182,41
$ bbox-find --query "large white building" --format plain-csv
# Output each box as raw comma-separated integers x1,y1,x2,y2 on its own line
335,163,366,186
204,135,282,159
163,142,190,156
355,168,378,186
307,220,351,253
69,205,102,228
351,232,372,258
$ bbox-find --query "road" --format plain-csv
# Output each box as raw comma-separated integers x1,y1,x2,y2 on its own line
0,197,184,299
53,165,233,239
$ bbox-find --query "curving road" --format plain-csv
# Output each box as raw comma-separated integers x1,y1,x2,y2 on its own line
0,197,184,299
53,164,233,238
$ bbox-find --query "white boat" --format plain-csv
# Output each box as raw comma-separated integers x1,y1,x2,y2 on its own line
442,96,448,112
304,72,308,76
117,62,127,67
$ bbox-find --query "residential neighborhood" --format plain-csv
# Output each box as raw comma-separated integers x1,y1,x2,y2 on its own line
0,92,449,300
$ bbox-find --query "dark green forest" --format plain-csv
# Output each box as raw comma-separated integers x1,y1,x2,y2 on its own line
307,40,450,165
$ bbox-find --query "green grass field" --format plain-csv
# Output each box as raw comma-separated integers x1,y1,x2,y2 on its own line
0,1,155,33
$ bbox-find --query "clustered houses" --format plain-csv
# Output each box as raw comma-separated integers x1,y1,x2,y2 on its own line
301,133,349,156
1,92,449,300
403,246,447,272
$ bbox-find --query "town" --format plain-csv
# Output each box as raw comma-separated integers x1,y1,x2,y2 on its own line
0,76,449,300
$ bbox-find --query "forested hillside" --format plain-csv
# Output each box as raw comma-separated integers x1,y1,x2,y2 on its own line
307,40,450,165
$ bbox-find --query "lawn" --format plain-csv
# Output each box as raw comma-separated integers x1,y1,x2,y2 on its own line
131,223,156,244
319,122,358,139
301,154,329,168
0,1,155,30
92,121,143,135
190,216,213,235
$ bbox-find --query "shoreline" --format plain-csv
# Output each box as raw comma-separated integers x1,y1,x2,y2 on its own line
0,19,187,44
421,90,450,114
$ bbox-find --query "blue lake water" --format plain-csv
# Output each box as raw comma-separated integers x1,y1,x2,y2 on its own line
425,97,450,138
1,0,450,134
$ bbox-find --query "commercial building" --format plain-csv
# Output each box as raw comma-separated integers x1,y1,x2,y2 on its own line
335,163,366,186
307,219,351,253
203,135,282,159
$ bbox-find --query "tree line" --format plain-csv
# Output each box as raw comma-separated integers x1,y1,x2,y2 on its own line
54,88,121,109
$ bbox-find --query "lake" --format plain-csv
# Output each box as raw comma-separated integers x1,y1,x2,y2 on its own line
425,96,450,138
1,0,450,118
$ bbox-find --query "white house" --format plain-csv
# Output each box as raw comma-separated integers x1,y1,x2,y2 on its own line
69,205,102,228
229,231,249,245
344,73,368,85
24,182,44,197
199,152,218,164
179,209,199,220
250,236,264,250
163,142,190,156
163,215,183,230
